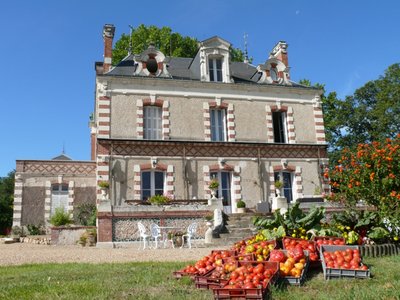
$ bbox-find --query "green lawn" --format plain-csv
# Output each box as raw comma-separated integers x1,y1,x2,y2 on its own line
0,256,399,300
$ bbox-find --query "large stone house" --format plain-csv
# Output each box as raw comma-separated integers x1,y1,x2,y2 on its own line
13,24,329,246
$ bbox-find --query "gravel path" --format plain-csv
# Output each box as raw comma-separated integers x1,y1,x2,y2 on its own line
0,243,227,266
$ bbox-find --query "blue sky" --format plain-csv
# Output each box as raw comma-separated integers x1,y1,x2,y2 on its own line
1,0,399,177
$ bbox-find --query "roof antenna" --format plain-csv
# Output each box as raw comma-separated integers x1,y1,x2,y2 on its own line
243,32,249,64
128,25,134,55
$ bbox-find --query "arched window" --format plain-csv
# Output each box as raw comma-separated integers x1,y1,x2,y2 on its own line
210,171,231,208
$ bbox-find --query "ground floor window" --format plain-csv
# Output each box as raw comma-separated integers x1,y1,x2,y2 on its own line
274,171,293,203
210,171,231,207
141,171,164,201
51,183,69,216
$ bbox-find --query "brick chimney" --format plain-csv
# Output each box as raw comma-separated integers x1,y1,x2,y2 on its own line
103,24,115,73
270,41,289,67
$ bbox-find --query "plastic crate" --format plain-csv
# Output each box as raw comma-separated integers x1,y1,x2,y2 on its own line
320,245,371,280
212,261,279,300
172,270,197,280
313,236,346,251
269,249,310,286
283,237,319,264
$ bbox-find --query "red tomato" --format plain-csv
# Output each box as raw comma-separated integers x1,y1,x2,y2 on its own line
244,282,256,289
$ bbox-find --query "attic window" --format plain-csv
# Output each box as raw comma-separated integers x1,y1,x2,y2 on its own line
146,57,158,74
209,58,223,82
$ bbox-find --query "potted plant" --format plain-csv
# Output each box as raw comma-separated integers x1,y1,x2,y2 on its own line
209,179,219,199
148,194,171,205
274,180,283,197
204,212,214,226
98,181,110,199
236,200,246,213
172,230,184,247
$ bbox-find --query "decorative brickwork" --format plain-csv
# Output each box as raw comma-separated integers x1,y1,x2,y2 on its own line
15,161,96,175
313,96,326,144
97,96,111,139
12,174,23,227
99,140,327,159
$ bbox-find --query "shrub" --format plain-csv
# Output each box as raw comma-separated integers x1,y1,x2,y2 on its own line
75,203,97,226
11,225,25,237
236,200,246,208
49,208,73,227
27,224,45,235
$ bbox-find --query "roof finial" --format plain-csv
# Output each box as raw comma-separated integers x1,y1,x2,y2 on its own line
243,32,249,64
62,142,66,155
128,25,134,55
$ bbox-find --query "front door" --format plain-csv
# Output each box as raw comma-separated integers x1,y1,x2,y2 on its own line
210,171,232,214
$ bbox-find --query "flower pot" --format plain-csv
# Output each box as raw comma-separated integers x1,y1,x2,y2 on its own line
237,207,246,213
173,235,183,247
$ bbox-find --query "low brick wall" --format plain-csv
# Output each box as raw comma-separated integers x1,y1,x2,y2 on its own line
51,226,96,245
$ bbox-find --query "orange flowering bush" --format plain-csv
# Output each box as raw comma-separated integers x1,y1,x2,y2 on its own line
327,134,400,219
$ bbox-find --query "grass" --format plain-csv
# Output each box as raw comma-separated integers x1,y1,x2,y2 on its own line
0,256,399,300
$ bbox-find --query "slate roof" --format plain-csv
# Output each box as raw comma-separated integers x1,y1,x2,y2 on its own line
52,153,72,161
104,51,316,89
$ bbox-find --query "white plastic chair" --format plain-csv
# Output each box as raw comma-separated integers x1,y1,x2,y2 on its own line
150,223,162,249
181,222,198,249
137,222,149,250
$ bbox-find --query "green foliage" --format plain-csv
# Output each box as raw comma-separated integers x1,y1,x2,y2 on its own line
148,194,170,205
11,225,24,237
98,181,109,189
0,171,14,234
49,207,73,227
253,202,325,239
112,24,247,65
26,224,45,235
327,135,400,225
236,200,246,208
0,257,399,299
75,203,97,226
208,179,219,190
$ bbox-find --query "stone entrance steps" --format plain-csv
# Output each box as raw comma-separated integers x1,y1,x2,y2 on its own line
212,213,260,247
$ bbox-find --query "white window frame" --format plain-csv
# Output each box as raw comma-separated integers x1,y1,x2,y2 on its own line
143,106,162,140
50,183,69,216
209,57,223,82
141,170,165,200
210,108,227,141
274,171,294,203
272,111,288,143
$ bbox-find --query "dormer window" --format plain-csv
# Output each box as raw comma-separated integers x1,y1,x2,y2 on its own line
146,56,158,74
270,67,278,82
209,57,223,82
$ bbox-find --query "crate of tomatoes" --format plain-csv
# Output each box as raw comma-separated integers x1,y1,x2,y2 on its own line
283,237,319,268
195,254,255,290
268,248,309,286
320,245,370,280
237,240,277,262
212,261,279,300
313,236,346,251
174,250,235,280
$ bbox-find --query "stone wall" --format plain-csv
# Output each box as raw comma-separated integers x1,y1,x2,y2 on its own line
51,226,96,245
21,187,45,226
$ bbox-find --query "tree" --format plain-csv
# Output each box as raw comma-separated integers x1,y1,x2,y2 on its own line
326,135,400,236
300,63,400,164
0,171,15,235
112,24,246,65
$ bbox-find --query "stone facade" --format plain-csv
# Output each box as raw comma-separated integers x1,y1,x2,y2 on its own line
12,160,96,227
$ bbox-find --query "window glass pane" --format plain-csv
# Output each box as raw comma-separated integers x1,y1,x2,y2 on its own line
142,190,151,201
61,184,68,191
154,171,164,190
283,172,293,202
142,172,151,189
209,59,215,82
273,111,286,143
144,106,162,140
52,185,59,191
216,59,222,69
